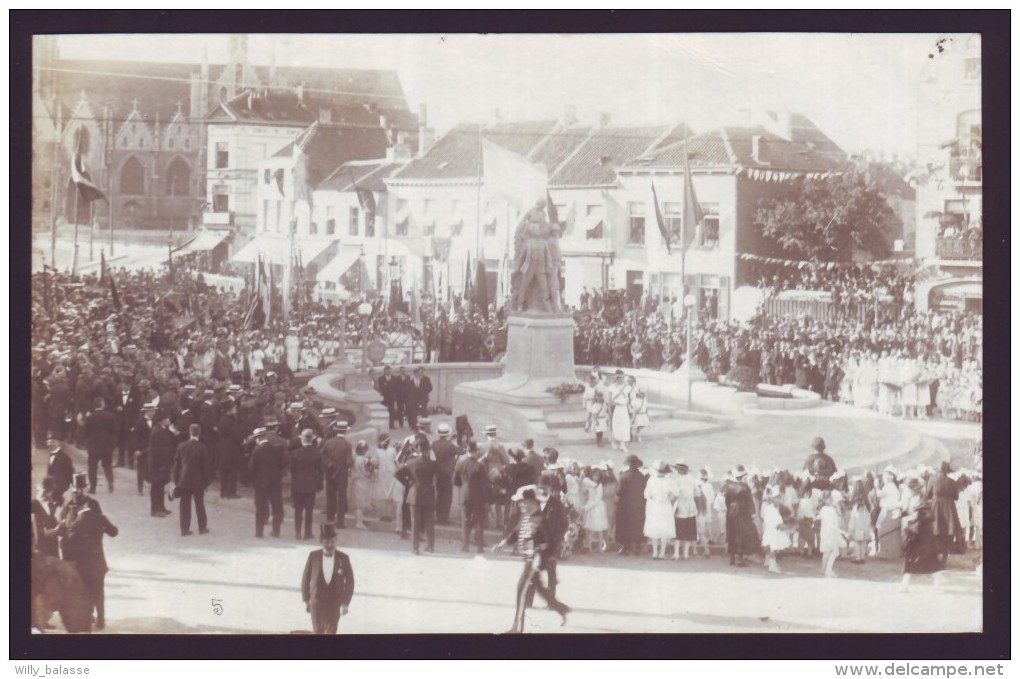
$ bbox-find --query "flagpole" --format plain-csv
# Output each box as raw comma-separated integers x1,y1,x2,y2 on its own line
72,183,80,278
167,178,175,278
109,164,115,257
89,200,94,262
50,106,61,270
476,124,483,260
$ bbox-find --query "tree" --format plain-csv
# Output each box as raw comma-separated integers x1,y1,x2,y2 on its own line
753,173,897,262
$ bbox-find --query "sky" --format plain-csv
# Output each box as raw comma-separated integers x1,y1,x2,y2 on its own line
55,32,970,158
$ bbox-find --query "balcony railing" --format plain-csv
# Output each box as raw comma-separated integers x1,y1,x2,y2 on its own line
935,236,982,261
949,153,982,183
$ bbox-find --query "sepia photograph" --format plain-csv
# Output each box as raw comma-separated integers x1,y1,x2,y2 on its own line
20,19,998,649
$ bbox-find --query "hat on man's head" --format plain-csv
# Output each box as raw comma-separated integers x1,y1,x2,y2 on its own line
674,459,689,471
734,465,748,479
484,424,497,435
511,484,538,502
625,454,643,469
300,429,316,444
73,472,88,491
332,420,350,433
184,384,197,392
228,384,242,393
378,433,391,446
252,427,268,438
320,522,338,541
436,423,452,437
615,369,624,376
264,416,280,428
320,407,337,417
289,402,305,412
654,460,670,475
416,418,432,431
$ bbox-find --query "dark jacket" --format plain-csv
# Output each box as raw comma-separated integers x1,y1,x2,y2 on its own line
541,493,569,556
147,425,175,485
301,548,354,607
290,444,324,494
46,449,75,497
431,439,461,477
31,499,61,557
216,413,245,460
406,456,438,506
129,416,152,455
250,438,289,490
321,435,353,483
615,468,648,544
453,455,489,507
60,505,118,577
173,438,212,490
84,409,118,455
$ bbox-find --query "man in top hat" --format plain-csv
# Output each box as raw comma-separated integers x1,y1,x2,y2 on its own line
217,399,245,499
291,429,324,540
57,482,119,631
249,423,289,538
172,424,212,536
300,523,355,634
45,439,75,504
431,423,461,525
146,408,175,518
82,397,118,494
321,420,354,528
32,476,62,558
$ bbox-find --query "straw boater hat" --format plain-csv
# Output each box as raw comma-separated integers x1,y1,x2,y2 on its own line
332,420,350,434
654,460,670,475
733,465,748,479
436,423,452,437
289,401,305,412
484,424,497,436
674,459,689,471
511,484,538,503
320,407,337,417
417,418,432,432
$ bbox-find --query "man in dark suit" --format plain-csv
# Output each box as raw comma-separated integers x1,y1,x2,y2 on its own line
81,397,118,494
146,409,174,517
453,441,489,553
112,382,141,468
58,488,118,631
250,424,289,538
129,403,155,497
408,367,433,428
376,366,401,429
216,400,245,499
300,523,354,634
172,424,212,536
431,423,460,525
45,439,75,504
405,441,438,555
290,429,323,540
395,366,413,429
321,420,354,528
522,439,545,479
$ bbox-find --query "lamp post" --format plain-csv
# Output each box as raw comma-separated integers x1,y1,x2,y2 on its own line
358,301,372,374
684,293,696,411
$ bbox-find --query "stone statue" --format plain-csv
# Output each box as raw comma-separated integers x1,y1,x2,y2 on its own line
511,198,562,314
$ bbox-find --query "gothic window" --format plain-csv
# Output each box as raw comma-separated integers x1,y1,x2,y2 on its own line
168,138,175,150
165,158,190,196
120,157,145,195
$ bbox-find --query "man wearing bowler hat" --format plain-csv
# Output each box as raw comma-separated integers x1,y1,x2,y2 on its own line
321,420,354,528
301,523,354,634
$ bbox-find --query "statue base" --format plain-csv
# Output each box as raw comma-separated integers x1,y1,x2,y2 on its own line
452,313,581,443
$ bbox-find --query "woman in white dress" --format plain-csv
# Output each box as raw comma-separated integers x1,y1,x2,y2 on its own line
590,393,609,447
876,351,895,416
582,374,599,432
643,461,678,560
608,372,632,453
760,488,787,573
695,468,716,556
817,491,843,577
350,440,378,530
373,434,399,522
854,352,878,410
582,468,609,552
898,352,921,420
874,469,902,560
630,388,650,442
839,354,857,405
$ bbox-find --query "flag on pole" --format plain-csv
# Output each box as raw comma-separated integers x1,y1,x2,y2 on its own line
293,145,314,212
681,135,704,251
464,255,473,303
100,250,108,282
70,128,107,203
356,186,376,235
274,168,286,197
474,258,489,319
546,191,559,226
482,139,547,212
560,200,578,236
651,180,671,254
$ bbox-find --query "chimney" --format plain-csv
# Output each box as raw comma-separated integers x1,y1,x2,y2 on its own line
752,135,768,165
562,105,577,127
319,108,332,124
598,112,612,128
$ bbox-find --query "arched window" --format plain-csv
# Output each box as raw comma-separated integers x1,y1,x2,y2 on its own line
122,200,142,228
168,138,175,150
120,156,145,195
75,125,90,154
165,158,190,196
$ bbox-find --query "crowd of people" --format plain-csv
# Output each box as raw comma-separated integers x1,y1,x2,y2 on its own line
748,261,915,311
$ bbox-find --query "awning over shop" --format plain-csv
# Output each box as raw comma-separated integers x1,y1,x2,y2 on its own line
232,235,335,267
316,246,363,283
174,229,230,254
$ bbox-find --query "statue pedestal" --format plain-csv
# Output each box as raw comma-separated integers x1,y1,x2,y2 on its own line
453,313,580,442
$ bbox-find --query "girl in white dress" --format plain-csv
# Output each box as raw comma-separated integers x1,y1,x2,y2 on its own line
854,353,878,410
582,374,599,432
695,468,716,556
760,489,787,573
373,434,398,522
644,461,678,560
817,492,843,577
582,469,609,552
589,393,609,447
630,388,650,442
350,440,378,530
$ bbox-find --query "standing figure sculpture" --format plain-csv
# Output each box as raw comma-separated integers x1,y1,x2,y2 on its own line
511,199,562,314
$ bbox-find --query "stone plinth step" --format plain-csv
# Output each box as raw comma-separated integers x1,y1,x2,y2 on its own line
553,418,727,444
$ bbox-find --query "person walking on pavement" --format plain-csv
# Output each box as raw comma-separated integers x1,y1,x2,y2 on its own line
406,436,438,555
250,424,289,538
321,420,354,528
146,409,174,518
45,438,75,505
216,400,245,499
129,403,156,497
290,429,323,540
454,441,489,553
431,423,460,525
301,523,354,634
81,397,118,494
58,478,119,630
172,424,211,536
499,486,570,633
